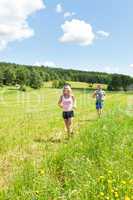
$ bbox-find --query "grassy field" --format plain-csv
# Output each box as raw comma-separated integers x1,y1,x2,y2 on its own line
0,84,132,200
45,81,107,90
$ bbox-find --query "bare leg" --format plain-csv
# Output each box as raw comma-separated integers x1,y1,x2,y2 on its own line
67,118,73,135
64,119,68,131
64,119,70,138
97,109,102,118
64,118,74,139
100,109,102,116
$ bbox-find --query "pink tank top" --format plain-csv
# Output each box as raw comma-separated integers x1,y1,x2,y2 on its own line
62,95,74,112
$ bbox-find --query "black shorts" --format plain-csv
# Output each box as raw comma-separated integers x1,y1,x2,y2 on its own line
63,111,74,119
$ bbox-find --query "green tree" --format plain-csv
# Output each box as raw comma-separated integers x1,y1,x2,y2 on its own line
4,68,16,85
121,75,131,91
108,75,122,91
58,80,66,88
52,80,59,88
30,69,43,89
0,70,4,86
0,62,133,90
16,68,27,85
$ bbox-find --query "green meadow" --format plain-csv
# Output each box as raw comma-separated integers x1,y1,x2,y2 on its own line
0,83,132,200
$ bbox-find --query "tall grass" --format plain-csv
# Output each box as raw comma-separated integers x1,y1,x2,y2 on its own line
0,86,132,200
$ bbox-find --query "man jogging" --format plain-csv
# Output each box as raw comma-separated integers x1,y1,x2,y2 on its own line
93,84,106,117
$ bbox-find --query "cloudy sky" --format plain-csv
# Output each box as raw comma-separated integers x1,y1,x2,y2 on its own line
0,0,133,76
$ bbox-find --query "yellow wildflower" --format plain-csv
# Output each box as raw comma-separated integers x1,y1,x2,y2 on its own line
99,176,105,180
99,176,105,182
111,189,115,193
121,180,126,185
35,191,39,195
125,196,130,200
100,192,104,197
129,180,133,184
39,169,45,176
114,192,119,198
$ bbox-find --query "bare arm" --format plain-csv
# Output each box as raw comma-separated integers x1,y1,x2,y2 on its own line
103,91,106,99
92,91,96,98
72,96,76,109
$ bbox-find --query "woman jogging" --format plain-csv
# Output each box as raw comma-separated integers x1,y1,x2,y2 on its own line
58,84,76,138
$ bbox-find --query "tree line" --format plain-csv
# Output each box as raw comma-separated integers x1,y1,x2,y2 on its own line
0,62,132,91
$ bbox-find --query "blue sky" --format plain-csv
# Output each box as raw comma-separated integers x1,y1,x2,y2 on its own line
0,0,133,76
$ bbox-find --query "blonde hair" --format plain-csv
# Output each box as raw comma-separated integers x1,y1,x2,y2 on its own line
63,85,73,95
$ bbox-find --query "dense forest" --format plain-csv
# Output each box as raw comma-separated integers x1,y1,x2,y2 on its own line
0,62,133,91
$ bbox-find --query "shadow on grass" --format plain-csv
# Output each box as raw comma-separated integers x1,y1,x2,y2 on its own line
79,118,96,122
8,88,18,90
72,88,94,93
34,137,62,144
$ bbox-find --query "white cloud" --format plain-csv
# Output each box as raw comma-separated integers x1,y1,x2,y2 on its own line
97,30,110,37
0,0,45,50
104,66,111,73
33,61,57,67
129,64,133,68
56,3,76,19
56,4,63,13
43,61,57,67
64,12,76,18
59,19,95,46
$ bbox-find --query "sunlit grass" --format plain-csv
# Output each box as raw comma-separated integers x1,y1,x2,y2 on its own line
0,84,132,199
